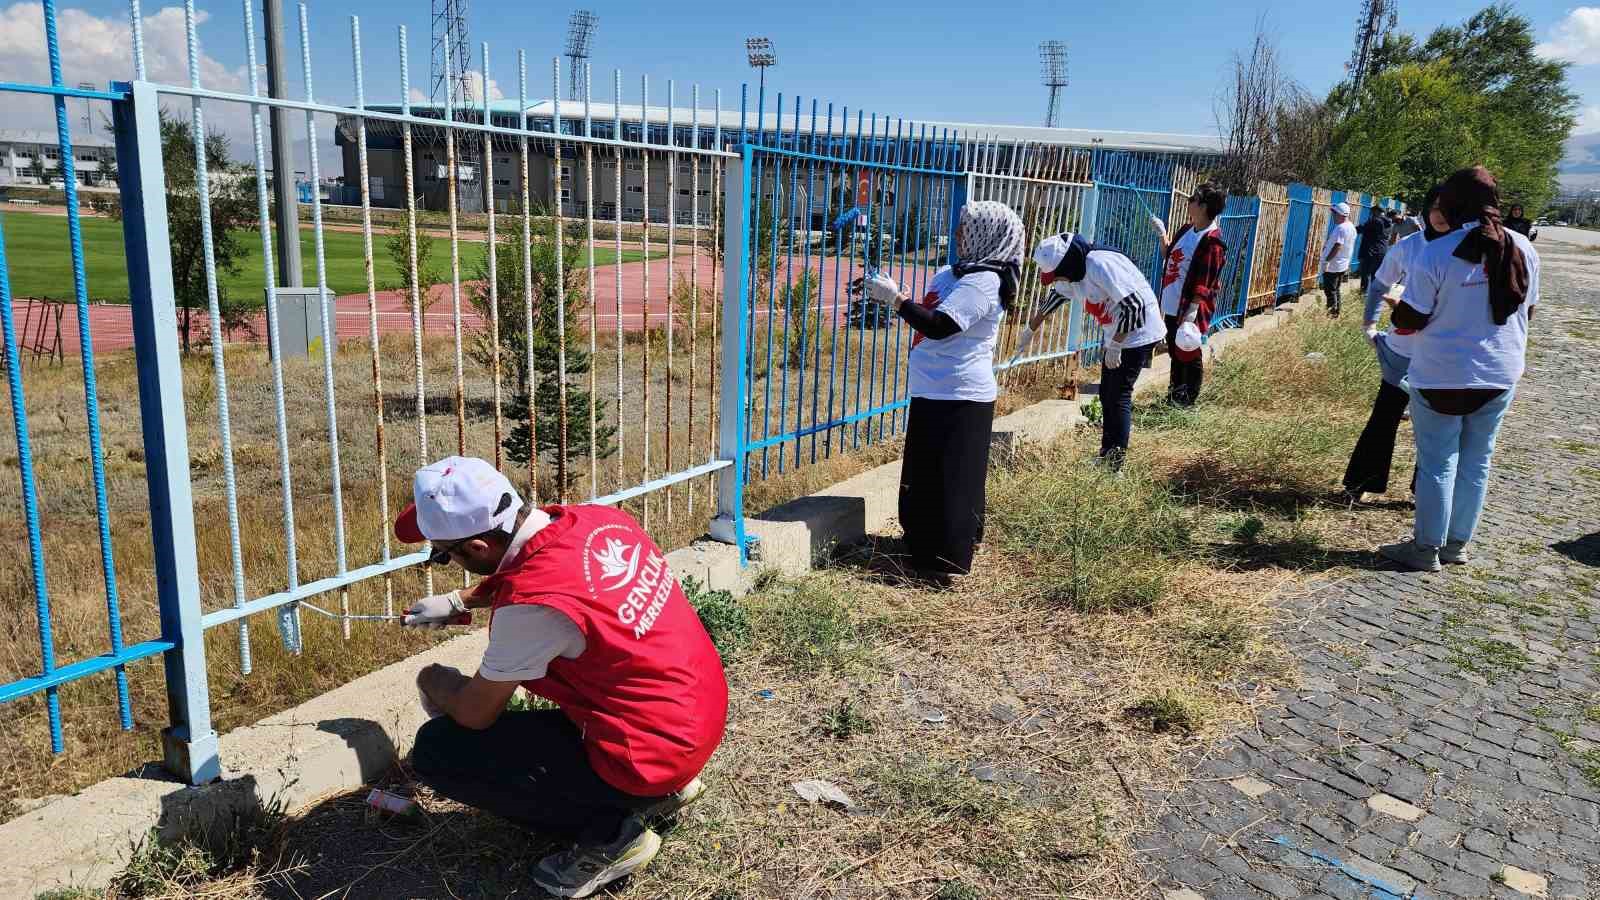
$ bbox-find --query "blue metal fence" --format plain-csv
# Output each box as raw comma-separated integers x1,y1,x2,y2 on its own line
0,0,1410,787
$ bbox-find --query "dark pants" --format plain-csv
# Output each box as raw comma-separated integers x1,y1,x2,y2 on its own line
1322,272,1345,316
1343,379,1409,495
899,397,994,575
1100,340,1156,467
411,710,657,845
1163,314,1203,407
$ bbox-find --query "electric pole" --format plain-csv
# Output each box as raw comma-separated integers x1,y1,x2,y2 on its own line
262,0,303,286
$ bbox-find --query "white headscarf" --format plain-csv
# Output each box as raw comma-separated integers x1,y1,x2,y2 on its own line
954,200,1026,310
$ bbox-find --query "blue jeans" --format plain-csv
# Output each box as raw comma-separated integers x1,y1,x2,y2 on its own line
1405,383,1516,548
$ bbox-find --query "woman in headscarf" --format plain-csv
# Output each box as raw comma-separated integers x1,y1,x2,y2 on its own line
1150,182,1228,406
1378,166,1539,572
1030,231,1165,469
858,200,1023,581
1343,185,1451,500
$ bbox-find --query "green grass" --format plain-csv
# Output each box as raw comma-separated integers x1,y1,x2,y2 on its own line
0,209,654,303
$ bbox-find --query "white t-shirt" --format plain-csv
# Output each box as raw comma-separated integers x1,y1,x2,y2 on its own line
907,266,1002,402
1323,220,1357,273
1159,223,1216,317
1064,250,1166,350
1371,231,1429,358
477,510,588,682
1403,224,1539,391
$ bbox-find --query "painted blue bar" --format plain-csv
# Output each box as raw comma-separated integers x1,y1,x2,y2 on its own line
114,80,219,784
0,640,175,705
746,397,911,451
43,0,133,734
201,551,432,629
0,208,64,752
0,81,126,101
800,97,820,468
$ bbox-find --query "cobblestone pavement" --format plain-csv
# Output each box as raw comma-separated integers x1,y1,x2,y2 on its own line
1140,240,1600,900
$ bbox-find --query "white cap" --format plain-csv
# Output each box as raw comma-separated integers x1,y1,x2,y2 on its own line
395,456,523,543
1333,202,1351,217
1033,233,1071,274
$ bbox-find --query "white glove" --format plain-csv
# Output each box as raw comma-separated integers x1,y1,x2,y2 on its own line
1150,216,1168,240
1364,324,1379,343
403,590,467,629
1010,325,1036,363
1103,342,1123,370
1181,303,1200,325
864,272,903,307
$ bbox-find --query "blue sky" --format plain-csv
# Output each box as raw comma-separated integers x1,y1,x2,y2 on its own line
3,0,1599,139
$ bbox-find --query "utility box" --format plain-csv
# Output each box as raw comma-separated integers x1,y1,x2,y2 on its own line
264,287,337,359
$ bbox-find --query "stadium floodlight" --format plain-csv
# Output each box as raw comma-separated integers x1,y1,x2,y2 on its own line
746,36,776,99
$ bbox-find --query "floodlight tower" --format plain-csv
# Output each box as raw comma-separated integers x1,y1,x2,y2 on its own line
430,0,473,108
746,37,776,101
1040,41,1067,128
565,10,598,101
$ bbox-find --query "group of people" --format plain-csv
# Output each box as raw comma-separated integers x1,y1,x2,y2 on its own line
860,184,1231,581
1342,166,1538,572
382,166,1537,898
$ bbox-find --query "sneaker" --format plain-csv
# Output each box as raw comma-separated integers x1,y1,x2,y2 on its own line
1440,540,1470,565
638,776,707,825
1379,539,1441,572
535,821,662,898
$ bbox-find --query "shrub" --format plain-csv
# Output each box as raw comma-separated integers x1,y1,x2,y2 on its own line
682,575,751,659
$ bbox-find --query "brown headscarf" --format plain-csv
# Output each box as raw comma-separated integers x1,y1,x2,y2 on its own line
1439,166,1528,325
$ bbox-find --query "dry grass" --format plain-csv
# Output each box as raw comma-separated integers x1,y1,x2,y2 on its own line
83,307,1422,899
0,289,956,816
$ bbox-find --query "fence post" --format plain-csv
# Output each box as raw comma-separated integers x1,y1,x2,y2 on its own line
112,80,219,785
946,175,967,267
710,146,752,562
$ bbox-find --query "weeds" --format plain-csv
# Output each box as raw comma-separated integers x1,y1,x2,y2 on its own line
109,802,294,899
872,756,1005,822
1126,691,1210,734
822,696,875,740
989,456,1190,613
748,576,879,675
683,575,752,659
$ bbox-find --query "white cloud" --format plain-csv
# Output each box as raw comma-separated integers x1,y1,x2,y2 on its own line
1578,104,1600,133
406,72,506,107
0,3,250,138
1537,7,1600,64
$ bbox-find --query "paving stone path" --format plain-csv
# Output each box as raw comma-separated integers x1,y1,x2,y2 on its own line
1140,240,1600,900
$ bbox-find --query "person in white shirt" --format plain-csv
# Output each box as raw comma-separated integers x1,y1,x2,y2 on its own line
1344,186,1450,499
1031,231,1165,469
857,200,1023,580
1321,201,1357,317
1378,167,1538,572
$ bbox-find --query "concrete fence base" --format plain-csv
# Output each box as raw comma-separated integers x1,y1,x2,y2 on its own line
0,300,1305,896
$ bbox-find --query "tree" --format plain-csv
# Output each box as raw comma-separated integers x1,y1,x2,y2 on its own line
1215,21,1288,193
109,110,258,351
1328,4,1576,208
468,207,616,489
384,224,442,334
1324,61,1483,204
25,156,46,184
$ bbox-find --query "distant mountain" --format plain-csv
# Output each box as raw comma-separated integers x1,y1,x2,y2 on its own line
1559,131,1600,188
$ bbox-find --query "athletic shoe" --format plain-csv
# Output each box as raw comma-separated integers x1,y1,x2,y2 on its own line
1379,539,1441,572
1440,540,1470,565
638,776,707,825
535,821,662,898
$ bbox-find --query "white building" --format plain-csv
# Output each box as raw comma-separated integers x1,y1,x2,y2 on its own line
0,128,116,188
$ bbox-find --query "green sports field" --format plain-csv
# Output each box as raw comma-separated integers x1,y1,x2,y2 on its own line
0,209,653,303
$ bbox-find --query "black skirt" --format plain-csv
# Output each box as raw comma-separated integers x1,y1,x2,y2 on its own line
898,397,995,575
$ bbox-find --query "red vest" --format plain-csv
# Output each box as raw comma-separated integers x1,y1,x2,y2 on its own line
477,504,729,797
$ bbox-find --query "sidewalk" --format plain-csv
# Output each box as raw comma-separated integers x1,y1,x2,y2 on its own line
1140,242,1600,899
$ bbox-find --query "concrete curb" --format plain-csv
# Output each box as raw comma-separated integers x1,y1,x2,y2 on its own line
0,298,1312,896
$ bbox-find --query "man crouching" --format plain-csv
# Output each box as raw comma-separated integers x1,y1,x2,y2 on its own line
395,455,729,897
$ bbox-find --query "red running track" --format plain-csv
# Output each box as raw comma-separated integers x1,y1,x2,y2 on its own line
10,251,872,356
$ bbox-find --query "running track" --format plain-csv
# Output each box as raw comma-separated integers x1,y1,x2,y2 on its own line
10,251,871,356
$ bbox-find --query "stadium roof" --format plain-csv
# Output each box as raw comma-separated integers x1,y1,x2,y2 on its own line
366,100,1221,155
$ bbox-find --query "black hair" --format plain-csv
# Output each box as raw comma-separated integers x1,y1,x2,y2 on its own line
1191,182,1225,220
